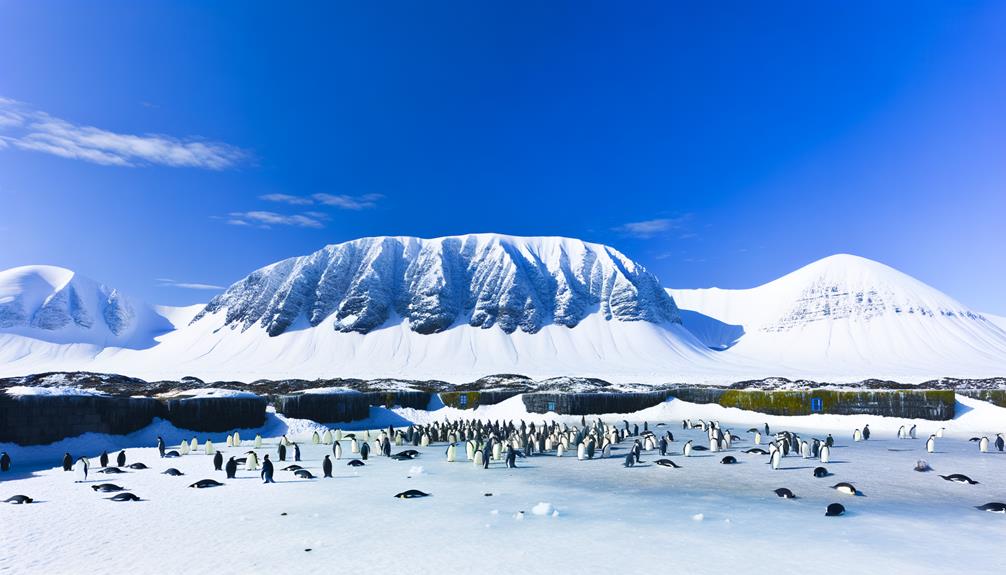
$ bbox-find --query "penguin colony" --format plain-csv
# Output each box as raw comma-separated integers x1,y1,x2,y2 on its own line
2,418,1004,520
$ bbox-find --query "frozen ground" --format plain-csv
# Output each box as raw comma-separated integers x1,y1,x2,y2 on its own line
2,397,1005,575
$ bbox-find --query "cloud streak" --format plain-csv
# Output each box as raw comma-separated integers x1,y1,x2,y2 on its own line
0,97,247,169
226,210,327,229
155,278,225,290
613,216,691,238
260,192,384,210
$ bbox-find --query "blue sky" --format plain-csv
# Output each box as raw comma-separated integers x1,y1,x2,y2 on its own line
1,1,1004,313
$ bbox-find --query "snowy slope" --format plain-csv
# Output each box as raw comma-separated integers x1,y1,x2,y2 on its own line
0,237,723,382
0,265,175,348
195,234,681,335
669,254,1006,380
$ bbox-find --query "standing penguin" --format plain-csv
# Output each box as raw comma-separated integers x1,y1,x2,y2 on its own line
213,451,223,471
771,449,782,470
62,452,73,472
926,435,936,453
683,440,693,457
205,440,215,455
505,446,517,469
0,451,10,472
862,425,871,440
825,434,834,448
446,443,457,462
334,441,343,460
245,451,259,471
996,434,1004,452
116,450,126,468
157,436,166,458
909,424,917,439
293,443,302,462
277,443,287,462
224,456,238,478
260,455,275,484
321,455,333,478
482,445,491,469
979,436,990,453
360,442,370,461
99,451,109,468
74,456,89,482
853,429,863,442
820,444,831,463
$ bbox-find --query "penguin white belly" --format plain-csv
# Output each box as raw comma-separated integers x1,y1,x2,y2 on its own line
820,445,830,463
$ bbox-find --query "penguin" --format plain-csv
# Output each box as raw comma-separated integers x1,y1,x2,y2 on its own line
770,449,781,470
261,455,275,483
926,435,936,453
213,451,223,471
446,443,457,462
658,437,668,456
939,473,979,485
683,440,693,457
831,482,858,495
107,493,142,502
482,445,491,469
360,442,370,461
97,467,125,474
720,455,737,464
311,431,320,445
189,479,224,488
164,450,181,458
623,453,635,467
163,468,185,476
655,459,680,468
773,488,796,499
278,443,286,462
897,425,906,440
853,429,862,442
3,495,33,504
744,448,768,455
813,466,830,478
205,440,215,455
505,446,517,469
394,489,431,499
323,430,333,445
91,483,125,492
997,434,1005,452
294,469,315,479
283,465,303,471
862,425,870,440
936,427,944,438
975,502,1006,514
245,451,259,471
323,455,333,478
62,452,73,472
157,436,166,458
825,434,834,447
764,423,770,436
127,463,148,470
99,451,109,468
347,459,365,467
825,503,846,516
909,424,917,439
979,436,990,453
820,445,830,463
914,459,932,472
225,457,238,479
294,443,302,462
334,441,343,460
74,456,89,482
116,450,127,468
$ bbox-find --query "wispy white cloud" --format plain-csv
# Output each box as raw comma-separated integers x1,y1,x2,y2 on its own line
226,210,326,229
313,193,383,210
613,216,691,238
0,97,247,169
259,192,383,210
259,193,314,205
155,278,225,290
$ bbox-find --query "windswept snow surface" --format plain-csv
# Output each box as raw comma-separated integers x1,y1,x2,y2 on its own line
670,254,1006,381
4,385,106,397
2,398,1005,574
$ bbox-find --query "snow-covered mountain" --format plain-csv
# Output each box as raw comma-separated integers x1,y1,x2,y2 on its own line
195,235,681,336
0,265,174,348
1,245,1004,383
669,254,1006,379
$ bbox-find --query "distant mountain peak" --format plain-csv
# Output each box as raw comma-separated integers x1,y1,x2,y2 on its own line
194,234,681,336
